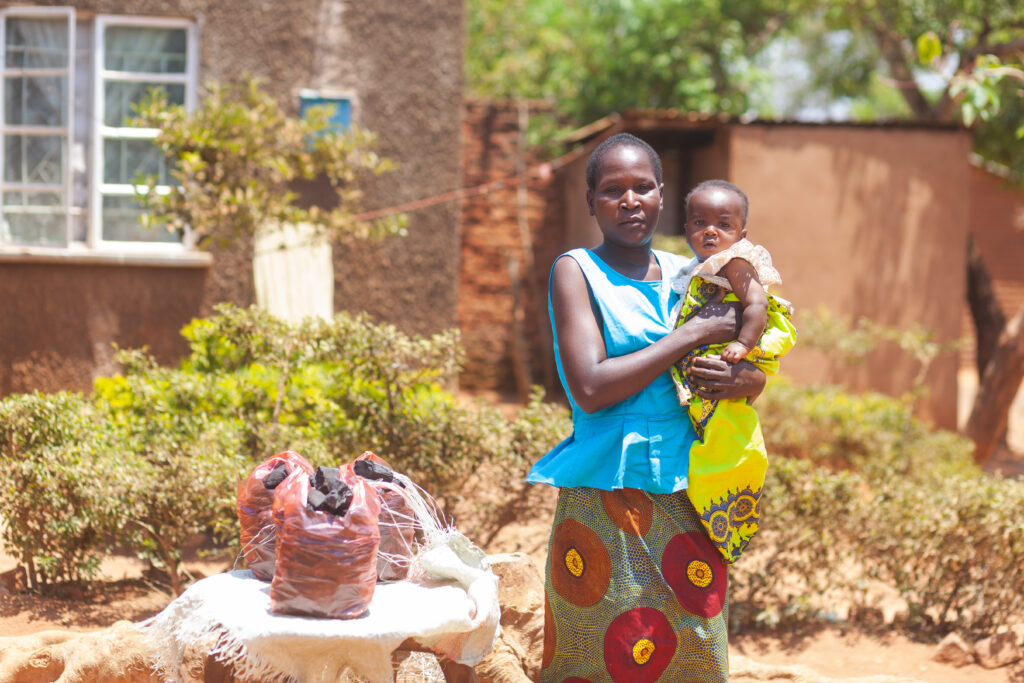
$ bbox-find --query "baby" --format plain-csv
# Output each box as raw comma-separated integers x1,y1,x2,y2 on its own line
670,179,796,563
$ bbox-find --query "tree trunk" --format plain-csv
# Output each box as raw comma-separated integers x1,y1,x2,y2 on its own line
966,233,1006,375
874,27,939,120
965,304,1024,466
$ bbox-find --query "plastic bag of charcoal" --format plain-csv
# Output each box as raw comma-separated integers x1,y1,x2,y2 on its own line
236,451,315,581
270,463,382,619
235,449,431,619
353,451,419,582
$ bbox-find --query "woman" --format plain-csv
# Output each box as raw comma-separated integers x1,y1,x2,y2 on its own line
528,133,765,682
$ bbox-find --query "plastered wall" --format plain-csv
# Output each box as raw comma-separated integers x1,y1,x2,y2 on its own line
729,124,971,429
968,166,1024,308
0,0,465,396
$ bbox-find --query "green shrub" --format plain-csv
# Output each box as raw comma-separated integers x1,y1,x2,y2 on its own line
7,305,1017,634
758,379,977,481
731,382,1023,637
508,387,572,462
117,430,249,597
868,471,1024,634
0,390,90,456
731,457,867,623
734,459,1024,637
93,362,250,594
0,393,125,588
168,304,523,496
0,306,573,593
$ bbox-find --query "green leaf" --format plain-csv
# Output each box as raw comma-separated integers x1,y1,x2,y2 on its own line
962,103,976,128
916,31,942,66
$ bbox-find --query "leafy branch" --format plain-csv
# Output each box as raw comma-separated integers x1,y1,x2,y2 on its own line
129,75,406,247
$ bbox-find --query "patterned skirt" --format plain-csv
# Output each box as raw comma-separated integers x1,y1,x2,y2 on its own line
541,487,729,682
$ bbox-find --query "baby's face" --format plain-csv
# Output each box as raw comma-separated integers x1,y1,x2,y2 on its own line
684,187,746,261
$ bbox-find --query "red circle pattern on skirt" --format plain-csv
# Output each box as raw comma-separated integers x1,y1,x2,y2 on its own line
603,606,677,682
661,531,727,618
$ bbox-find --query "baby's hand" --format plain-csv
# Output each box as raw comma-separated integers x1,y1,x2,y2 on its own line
720,342,751,363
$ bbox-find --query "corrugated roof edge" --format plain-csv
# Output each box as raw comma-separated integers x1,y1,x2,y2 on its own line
563,108,964,145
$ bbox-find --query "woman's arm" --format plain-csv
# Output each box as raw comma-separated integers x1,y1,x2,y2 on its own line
552,256,744,413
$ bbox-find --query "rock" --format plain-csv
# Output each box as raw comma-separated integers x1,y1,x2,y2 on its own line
475,637,532,683
888,608,910,627
932,632,975,668
0,621,235,683
849,606,885,626
474,552,545,683
0,565,27,594
975,631,1022,669
0,621,158,683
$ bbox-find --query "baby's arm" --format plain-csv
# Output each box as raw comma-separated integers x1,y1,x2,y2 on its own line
719,258,769,363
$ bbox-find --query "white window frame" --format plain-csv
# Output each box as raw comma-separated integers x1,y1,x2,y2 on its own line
91,14,198,252
0,5,76,247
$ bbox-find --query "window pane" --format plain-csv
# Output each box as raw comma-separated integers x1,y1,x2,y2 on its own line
103,81,185,126
299,96,352,132
104,26,187,73
101,195,178,243
4,75,67,126
4,17,69,69
103,138,169,184
1,191,65,246
4,134,64,184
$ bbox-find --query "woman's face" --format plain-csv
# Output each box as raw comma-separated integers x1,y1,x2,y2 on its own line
587,145,663,249
684,187,746,261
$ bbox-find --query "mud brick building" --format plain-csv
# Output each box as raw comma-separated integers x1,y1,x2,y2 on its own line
0,0,464,395
457,107,1016,431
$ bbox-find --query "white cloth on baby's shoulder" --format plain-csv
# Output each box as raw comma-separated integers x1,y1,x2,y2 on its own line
670,238,782,296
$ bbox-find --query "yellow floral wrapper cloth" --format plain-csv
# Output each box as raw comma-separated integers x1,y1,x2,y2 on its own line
671,273,797,564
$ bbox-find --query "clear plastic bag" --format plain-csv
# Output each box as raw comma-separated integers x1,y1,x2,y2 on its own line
270,463,381,618
236,451,314,581
354,451,419,582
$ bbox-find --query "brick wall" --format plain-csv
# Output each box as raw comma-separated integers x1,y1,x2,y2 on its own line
458,100,563,397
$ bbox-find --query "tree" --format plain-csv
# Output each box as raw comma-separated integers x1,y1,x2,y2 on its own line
965,307,1024,465
794,1,1024,175
468,0,1023,165
129,76,404,247
466,0,815,124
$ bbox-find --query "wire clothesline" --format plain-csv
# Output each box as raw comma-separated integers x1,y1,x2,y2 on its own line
349,142,590,223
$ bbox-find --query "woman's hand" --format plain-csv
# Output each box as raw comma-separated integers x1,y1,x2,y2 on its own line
689,355,766,403
682,302,743,347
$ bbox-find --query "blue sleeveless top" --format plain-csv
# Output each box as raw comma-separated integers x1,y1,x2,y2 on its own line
527,248,697,493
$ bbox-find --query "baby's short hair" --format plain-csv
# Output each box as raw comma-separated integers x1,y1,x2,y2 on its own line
685,179,749,223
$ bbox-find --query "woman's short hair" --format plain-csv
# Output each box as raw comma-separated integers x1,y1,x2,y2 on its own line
684,179,749,223
585,133,663,191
